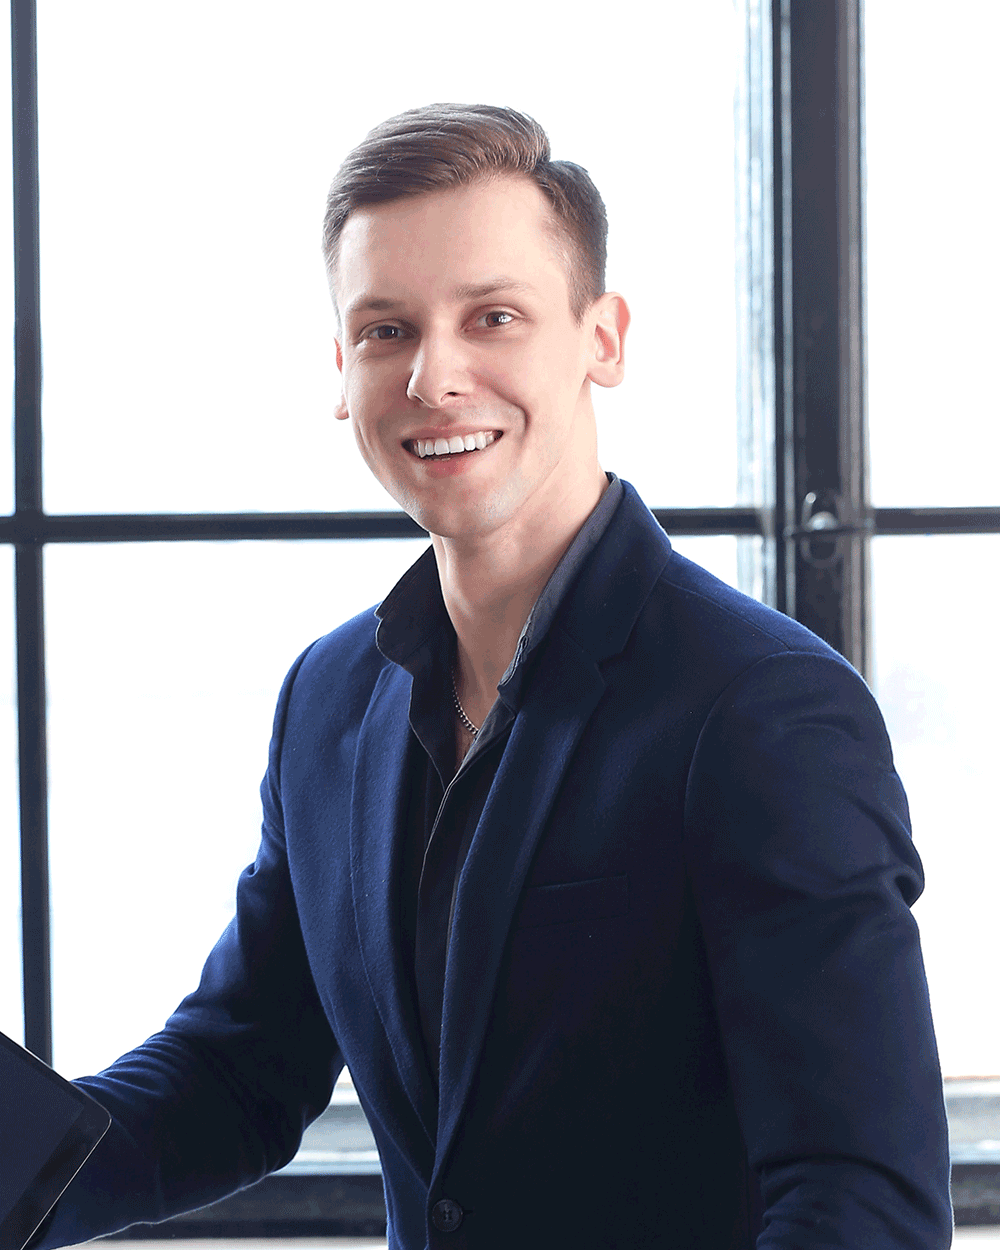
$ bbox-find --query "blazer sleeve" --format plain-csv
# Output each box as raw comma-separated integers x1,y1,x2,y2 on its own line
33,645,343,1249
683,649,953,1249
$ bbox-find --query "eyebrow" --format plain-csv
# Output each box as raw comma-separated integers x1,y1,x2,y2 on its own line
452,278,538,301
343,277,538,323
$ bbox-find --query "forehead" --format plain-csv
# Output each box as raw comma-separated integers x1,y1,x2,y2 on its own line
334,177,571,318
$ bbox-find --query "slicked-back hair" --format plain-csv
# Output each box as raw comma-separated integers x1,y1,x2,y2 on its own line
323,103,608,326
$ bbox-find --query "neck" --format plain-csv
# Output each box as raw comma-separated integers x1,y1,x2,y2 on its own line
433,464,609,726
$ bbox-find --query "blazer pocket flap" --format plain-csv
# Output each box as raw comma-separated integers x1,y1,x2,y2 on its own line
515,874,629,930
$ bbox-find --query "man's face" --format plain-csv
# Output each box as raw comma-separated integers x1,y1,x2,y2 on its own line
332,176,626,544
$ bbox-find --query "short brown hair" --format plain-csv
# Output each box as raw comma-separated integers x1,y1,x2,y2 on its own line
322,103,608,324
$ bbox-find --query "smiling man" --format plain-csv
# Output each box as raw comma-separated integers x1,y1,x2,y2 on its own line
32,105,951,1250
331,171,628,763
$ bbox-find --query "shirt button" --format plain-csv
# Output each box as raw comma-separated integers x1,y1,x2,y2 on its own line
431,1197,464,1232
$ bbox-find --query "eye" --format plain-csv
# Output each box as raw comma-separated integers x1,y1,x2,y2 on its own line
365,324,405,341
480,310,514,328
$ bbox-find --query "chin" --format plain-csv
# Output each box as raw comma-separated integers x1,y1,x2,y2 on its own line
412,498,507,543
383,482,443,533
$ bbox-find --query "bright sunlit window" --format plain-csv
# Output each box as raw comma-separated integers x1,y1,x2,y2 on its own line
27,0,743,1079
37,0,739,519
865,0,1000,1079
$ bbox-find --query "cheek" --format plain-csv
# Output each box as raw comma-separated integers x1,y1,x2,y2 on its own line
345,374,394,443
525,332,582,393
342,399,379,465
491,342,563,407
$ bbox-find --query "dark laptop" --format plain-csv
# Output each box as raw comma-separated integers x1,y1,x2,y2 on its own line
0,1029,110,1250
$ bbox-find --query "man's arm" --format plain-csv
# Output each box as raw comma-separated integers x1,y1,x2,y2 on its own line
685,649,953,1248
33,646,342,1248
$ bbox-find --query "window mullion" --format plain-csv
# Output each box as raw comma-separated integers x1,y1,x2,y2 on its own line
780,0,869,675
12,0,51,1063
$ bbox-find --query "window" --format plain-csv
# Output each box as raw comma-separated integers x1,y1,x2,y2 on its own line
864,0,1000,1186
7,0,998,1236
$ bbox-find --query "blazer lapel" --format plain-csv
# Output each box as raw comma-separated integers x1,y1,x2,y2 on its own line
350,663,438,1150
435,631,606,1162
434,482,674,1168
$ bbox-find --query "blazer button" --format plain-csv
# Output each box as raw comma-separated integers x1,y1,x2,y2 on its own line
431,1197,464,1232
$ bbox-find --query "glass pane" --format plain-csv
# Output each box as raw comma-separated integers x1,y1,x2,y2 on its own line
0,3,12,516
0,547,21,1042
46,538,425,1076
670,534,740,591
871,535,1000,1080
865,1,1000,506
38,0,738,514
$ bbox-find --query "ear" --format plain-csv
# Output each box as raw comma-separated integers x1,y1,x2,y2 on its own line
587,293,630,389
333,337,350,421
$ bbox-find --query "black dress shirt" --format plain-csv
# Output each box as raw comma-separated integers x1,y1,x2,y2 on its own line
373,472,624,1093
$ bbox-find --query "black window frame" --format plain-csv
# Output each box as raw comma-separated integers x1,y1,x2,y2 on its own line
6,0,1000,1234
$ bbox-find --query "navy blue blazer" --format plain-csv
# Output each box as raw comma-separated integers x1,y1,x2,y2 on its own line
39,480,952,1248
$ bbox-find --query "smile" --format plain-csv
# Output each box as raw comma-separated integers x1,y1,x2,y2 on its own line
406,431,501,458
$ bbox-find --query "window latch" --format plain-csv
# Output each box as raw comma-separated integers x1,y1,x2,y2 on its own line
784,492,874,566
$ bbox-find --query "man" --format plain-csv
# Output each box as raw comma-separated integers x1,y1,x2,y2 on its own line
35,105,951,1248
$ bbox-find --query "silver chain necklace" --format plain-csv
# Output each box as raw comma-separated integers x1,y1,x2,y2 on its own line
450,666,480,737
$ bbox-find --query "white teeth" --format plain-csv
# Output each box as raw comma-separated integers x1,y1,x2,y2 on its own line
413,431,498,458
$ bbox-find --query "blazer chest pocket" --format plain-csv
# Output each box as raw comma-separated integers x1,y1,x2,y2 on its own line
514,874,629,930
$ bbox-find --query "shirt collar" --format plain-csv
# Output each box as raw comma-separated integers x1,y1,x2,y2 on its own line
375,472,623,705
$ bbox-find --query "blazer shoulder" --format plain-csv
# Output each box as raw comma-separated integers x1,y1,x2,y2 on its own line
596,482,844,679
277,602,390,725
655,547,848,671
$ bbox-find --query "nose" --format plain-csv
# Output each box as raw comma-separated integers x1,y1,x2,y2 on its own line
405,329,471,408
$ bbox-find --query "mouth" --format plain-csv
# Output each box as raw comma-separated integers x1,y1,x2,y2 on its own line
405,430,502,460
